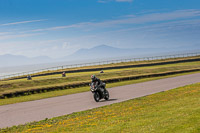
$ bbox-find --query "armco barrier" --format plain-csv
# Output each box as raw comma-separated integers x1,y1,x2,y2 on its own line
3,55,200,81
1,52,200,80
1,68,199,99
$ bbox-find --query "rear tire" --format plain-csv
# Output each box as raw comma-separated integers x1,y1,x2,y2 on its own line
104,90,109,100
94,92,100,102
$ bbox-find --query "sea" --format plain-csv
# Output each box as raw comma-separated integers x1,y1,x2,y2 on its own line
0,51,198,79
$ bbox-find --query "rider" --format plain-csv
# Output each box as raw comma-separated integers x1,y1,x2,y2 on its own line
62,72,66,77
27,75,32,80
91,75,106,94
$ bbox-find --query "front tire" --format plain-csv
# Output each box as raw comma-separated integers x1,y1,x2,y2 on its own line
94,92,100,102
104,90,109,100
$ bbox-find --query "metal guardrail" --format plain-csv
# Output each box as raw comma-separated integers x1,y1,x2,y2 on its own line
0,52,200,80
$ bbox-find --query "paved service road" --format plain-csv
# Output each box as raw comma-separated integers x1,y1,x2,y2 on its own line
0,73,200,129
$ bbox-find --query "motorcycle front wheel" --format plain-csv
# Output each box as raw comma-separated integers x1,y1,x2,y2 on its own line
104,90,109,100
94,92,100,102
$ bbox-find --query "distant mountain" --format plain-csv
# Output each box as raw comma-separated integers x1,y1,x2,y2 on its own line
68,45,133,58
1,44,199,67
0,54,52,67
60,44,173,61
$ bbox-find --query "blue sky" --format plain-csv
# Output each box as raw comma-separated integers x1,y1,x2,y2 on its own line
0,0,200,58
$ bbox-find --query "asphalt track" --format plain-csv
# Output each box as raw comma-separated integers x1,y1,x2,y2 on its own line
0,73,200,129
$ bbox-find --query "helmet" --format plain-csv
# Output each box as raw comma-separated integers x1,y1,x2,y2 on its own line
91,75,96,81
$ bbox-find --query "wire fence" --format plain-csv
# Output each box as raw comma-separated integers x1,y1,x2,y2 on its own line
0,52,200,80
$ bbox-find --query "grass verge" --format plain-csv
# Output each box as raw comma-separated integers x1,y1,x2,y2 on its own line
1,61,200,96
0,71,199,106
4,55,200,81
1,79,200,132
2,60,200,83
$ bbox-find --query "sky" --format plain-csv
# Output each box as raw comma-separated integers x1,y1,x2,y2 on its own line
0,0,200,58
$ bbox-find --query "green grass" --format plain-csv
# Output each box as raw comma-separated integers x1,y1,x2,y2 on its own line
3,55,200,82
2,80,200,132
3,57,200,83
1,61,200,95
0,71,199,106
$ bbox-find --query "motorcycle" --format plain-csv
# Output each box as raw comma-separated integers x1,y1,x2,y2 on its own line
90,82,109,102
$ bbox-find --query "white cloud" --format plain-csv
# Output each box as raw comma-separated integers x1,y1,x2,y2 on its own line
92,9,200,27
0,39,80,58
0,19,47,26
0,9,196,42
98,0,133,3
62,42,69,49
0,32,44,40
25,9,200,33
115,0,133,2
98,0,111,3
30,22,90,32
1,9,200,58
0,32,11,36
113,18,200,34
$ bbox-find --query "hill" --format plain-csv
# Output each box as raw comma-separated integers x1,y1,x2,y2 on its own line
61,45,171,61
0,54,52,67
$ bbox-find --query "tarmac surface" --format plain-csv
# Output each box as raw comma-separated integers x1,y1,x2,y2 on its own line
0,73,200,129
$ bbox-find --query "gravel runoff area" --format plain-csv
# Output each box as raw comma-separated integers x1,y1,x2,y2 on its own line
0,73,200,129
